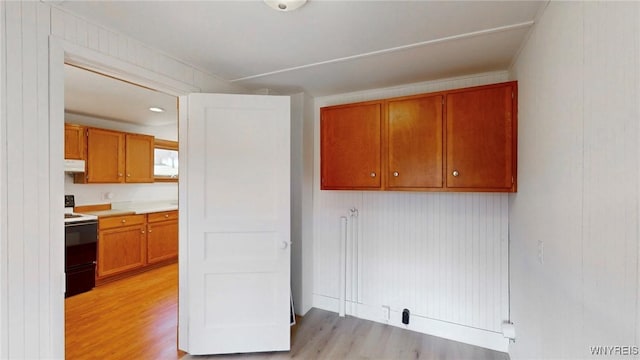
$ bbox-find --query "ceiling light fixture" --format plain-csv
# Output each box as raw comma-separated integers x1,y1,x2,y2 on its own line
149,107,165,113
264,0,307,12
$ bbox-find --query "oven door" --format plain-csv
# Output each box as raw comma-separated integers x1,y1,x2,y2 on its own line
65,220,98,297
65,220,98,267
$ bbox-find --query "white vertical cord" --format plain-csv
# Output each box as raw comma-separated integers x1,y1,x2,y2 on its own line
340,215,346,316
350,207,362,304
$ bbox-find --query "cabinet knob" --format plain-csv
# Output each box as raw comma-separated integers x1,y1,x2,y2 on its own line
148,229,152,233
370,172,376,178
164,214,169,218
118,173,123,177
127,173,131,177
141,230,145,234
121,219,126,223
452,170,460,177
393,171,399,177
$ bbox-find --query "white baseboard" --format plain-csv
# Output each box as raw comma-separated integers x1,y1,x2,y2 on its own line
312,294,509,353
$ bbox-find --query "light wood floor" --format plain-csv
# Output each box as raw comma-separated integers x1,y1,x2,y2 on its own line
188,309,510,360
66,263,509,360
65,263,182,359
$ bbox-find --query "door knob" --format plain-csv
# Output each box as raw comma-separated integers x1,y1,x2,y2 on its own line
452,170,460,177
280,241,291,250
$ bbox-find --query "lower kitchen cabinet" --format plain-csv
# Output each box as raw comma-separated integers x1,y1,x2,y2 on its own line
96,211,178,282
97,215,146,279
147,211,178,264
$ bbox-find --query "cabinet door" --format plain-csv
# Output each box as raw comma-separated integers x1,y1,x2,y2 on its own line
446,83,516,191
97,225,146,278
147,219,178,264
321,102,382,189
387,95,443,189
64,124,85,160
125,133,154,183
86,128,125,183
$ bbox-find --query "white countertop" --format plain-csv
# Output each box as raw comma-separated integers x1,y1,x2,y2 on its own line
82,200,178,217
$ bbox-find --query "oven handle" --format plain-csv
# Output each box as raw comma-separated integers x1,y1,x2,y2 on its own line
65,221,98,227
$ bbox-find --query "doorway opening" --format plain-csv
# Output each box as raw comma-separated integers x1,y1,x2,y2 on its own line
63,64,181,359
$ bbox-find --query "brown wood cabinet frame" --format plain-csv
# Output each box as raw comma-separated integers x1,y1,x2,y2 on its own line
320,81,518,193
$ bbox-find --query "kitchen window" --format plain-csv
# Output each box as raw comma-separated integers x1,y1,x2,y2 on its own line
154,139,178,182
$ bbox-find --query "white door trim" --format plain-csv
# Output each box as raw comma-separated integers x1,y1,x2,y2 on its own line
49,34,199,358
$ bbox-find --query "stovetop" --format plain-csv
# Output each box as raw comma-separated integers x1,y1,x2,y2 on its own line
64,195,97,224
64,213,98,223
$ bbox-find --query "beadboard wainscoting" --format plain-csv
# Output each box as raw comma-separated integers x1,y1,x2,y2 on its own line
312,72,512,352
312,192,509,351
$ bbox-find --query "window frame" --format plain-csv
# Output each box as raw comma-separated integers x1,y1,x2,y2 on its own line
154,139,179,182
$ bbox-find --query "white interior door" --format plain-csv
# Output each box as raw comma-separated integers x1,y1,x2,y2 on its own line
180,93,291,355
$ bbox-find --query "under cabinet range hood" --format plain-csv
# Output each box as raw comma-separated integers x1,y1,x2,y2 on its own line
64,159,85,173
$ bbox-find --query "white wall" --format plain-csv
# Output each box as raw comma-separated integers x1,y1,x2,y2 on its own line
66,112,178,141
313,71,512,351
509,2,640,359
0,2,243,358
290,91,315,316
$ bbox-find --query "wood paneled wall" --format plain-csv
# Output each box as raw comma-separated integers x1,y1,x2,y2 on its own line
312,72,511,351
509,2,640,359
0,2,242,358
49,7,241,94
1,3,55,358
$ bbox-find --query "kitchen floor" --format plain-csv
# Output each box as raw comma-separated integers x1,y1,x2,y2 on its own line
65,263,182,360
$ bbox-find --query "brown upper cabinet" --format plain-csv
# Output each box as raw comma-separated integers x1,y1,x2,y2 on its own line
85,128,125,183
64,124,86,160
320,81,517,192
387,94,443,190
125,133,155,183
446,83,516,191
321,102,382,190
73,127,154,184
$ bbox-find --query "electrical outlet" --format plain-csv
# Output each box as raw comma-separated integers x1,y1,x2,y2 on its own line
538,240,544,264
381,305,390,321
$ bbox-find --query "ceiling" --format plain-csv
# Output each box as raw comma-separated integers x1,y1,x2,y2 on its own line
60,0,543,125
65,64,178,126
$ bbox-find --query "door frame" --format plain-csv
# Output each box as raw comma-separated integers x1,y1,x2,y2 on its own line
49,36,198,357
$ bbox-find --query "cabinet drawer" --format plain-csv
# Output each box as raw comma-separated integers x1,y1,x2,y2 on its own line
99,214,146,229
147,210,178,223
